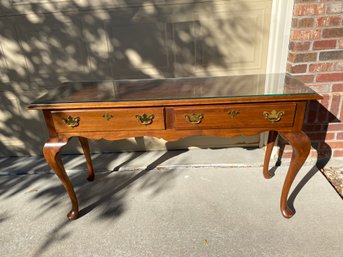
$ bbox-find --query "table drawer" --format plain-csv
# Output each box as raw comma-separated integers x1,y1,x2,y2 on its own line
172,103,297,130
52,108,165,132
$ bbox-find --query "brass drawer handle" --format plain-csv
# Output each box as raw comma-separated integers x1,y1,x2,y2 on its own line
185,113,204,124
263,110,285,123
228,110,239,118
136,113,154,125
62,116,80,128
102,113,113,121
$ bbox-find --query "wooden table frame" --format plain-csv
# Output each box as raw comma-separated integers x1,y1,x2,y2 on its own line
29,77,321,220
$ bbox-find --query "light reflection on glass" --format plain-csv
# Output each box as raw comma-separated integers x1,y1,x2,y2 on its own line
31,73,317,105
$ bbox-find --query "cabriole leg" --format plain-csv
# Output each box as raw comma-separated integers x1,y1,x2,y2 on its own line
278,131,311,218
263,131,278,179
43,138,79,220
78,137,95,181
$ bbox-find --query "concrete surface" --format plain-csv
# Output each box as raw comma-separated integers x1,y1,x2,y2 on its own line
0,148,342,257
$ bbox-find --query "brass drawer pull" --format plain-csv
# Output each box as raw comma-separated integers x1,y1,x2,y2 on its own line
102,113,113,121
263,110,285,123
136,113,154,125
62,116,80,128
185,113,204,124
228,110,239,118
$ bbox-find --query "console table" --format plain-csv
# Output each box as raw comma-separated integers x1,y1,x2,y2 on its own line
29,74,321,220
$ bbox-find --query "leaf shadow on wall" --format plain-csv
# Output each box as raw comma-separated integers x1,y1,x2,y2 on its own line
0,1,268,255
0,0,267,156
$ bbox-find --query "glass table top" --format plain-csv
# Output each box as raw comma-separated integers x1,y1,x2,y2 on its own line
30,73,319,106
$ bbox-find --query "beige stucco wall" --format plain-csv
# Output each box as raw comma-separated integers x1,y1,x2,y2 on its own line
0,0,272,156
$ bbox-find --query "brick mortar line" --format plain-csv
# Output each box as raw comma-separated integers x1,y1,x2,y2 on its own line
310,40,315,52
289,40,318,44
288,58,343,64
291,26,343,29
315,72,343,75
288,38,335,42
291,72,343,75
289,43,342,48
292,22,343,25
289,71,343,75
291,27,343,30
293,14,343,17
293,12,343,15
327,93,334,122
294,4,343,7
289,50,343,53
287,60,343,64
331,93,343,124
338,93,343,127
289,38,343,42
317,50,320,62
292,15,343,19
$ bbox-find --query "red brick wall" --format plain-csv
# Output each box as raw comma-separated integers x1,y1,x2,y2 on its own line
287,0,343,159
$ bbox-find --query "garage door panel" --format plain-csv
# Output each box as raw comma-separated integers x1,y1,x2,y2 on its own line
0,0,273,156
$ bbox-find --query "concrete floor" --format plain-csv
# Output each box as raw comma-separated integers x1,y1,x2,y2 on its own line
0,148,342,257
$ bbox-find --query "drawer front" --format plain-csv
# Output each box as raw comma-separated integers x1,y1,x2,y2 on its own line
172,103,297,130
52,108,165,132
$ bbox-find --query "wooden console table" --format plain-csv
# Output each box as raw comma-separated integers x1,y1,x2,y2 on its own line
29,74,321,220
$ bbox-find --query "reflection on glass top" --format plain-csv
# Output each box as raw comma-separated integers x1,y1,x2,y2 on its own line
31,73,317,105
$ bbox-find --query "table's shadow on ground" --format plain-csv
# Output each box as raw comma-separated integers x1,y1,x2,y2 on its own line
77,149,186,219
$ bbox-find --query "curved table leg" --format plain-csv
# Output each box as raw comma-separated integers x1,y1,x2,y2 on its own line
278,131,311,218
43,138,79,220
78,137,95,181
263,131,278,179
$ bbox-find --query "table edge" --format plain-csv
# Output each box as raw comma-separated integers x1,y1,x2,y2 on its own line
28,94,322,110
